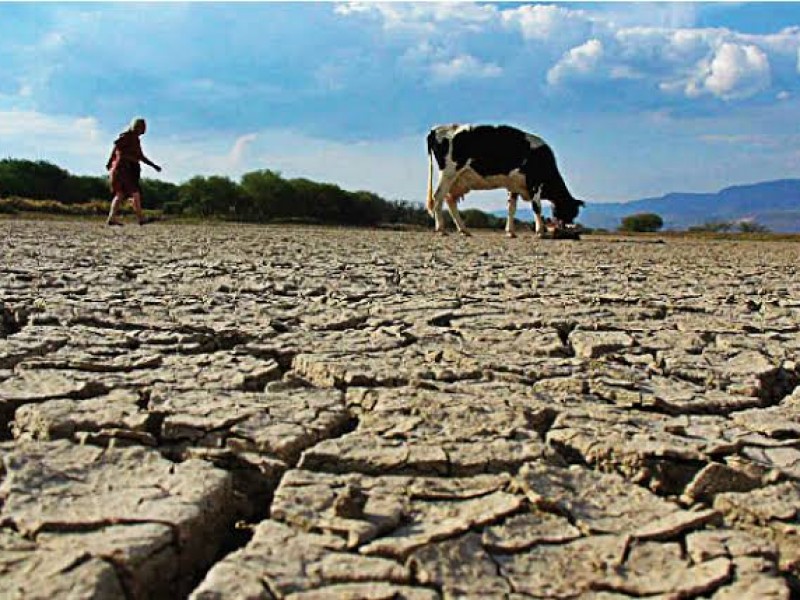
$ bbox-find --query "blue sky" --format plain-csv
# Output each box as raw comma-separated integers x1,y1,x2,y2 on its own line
1,2,799,209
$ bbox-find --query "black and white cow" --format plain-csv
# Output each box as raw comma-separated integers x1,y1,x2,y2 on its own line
426,124,584,237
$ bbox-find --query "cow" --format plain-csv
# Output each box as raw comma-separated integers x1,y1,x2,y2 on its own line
426,124,584,237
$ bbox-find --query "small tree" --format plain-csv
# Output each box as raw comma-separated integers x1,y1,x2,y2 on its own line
178,176,243,217
737,220,770,233
620,212,664,233
688,220,734,233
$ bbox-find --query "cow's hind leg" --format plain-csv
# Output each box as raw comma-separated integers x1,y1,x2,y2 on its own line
445,194,471,236
431,173,459,234
431,185,449,234
506,192,518,238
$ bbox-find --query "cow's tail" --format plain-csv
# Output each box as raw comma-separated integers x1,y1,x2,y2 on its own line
426,145,435,217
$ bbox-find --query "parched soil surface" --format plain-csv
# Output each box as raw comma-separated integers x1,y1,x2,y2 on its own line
1,219,799,599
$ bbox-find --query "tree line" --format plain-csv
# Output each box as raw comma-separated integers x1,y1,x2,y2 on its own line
0,158,453,227
2,158,771,233
619,211,770,233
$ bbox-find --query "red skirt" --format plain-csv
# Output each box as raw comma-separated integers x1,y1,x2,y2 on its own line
110,160,141,197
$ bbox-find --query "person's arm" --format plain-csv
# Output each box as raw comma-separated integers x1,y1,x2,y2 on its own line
133,136,161,172
141,153,161,172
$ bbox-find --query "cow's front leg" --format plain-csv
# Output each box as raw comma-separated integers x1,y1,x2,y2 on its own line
445,195,471,236
528,187,545,237
506,192,518,238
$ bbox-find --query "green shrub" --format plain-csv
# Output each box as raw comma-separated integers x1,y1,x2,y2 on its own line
688,221,734,233
460,209,505,229
738,220,770,233
0,198,19,214
0,197,112,216
620,212,664,233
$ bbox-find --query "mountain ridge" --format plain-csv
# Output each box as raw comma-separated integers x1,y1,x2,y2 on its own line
493,179,800,232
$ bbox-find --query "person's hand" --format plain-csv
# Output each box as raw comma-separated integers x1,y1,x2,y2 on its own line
154,164,162,173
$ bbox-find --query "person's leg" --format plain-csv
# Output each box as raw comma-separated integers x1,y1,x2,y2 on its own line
131,191,147,225
107,194,124,226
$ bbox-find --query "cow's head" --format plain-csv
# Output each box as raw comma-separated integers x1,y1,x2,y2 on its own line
553,197,585,225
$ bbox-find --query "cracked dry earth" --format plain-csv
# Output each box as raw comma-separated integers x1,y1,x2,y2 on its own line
1,220,799,600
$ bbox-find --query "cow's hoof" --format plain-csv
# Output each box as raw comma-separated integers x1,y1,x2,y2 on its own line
506,231,517,239
435,229,449,236
459,230,472,237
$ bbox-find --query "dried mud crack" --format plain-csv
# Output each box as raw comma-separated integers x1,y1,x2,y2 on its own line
1,220,800,599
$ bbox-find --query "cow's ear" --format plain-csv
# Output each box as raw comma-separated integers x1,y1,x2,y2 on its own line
577,199,586,206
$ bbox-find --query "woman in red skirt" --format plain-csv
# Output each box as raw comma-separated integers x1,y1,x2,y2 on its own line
106,117,162,226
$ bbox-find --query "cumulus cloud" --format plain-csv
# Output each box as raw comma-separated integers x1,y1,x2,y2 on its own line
429,54,502,84
706,43,771,98
684,43,771,100
547,39,604,85
335,2,800,103
556,22,793,100
398,37,503,86
0,110,111,178
500,4,592,45
336,2,503,86
0,110,103,152
335,2,496,34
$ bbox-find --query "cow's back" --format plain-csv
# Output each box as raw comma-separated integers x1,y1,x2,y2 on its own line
450,125,545,177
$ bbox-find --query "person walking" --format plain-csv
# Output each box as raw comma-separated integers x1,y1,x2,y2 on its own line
106,117,162,226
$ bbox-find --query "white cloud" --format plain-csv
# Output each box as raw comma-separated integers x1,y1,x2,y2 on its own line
500,4,592,44
426,2,498,31
227,134,257,169
610,65,644,81
335,2,496,35
614,26,715,64
741,26,800,56
399,38,503,86
610,26,790,101
41,31,66,50
0,110,103,155
0,82,35,105
670,29,708,56
547,39,604,85
687,43,771,100
336,3,503,87
333,2,370,17
429,54,502,84
335,3,800,103
597,3,698,30
707,43,771,98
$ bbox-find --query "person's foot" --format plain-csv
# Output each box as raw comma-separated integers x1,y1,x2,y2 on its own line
106,219,124,227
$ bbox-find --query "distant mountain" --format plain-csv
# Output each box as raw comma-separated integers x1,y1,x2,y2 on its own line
493,180,800,233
